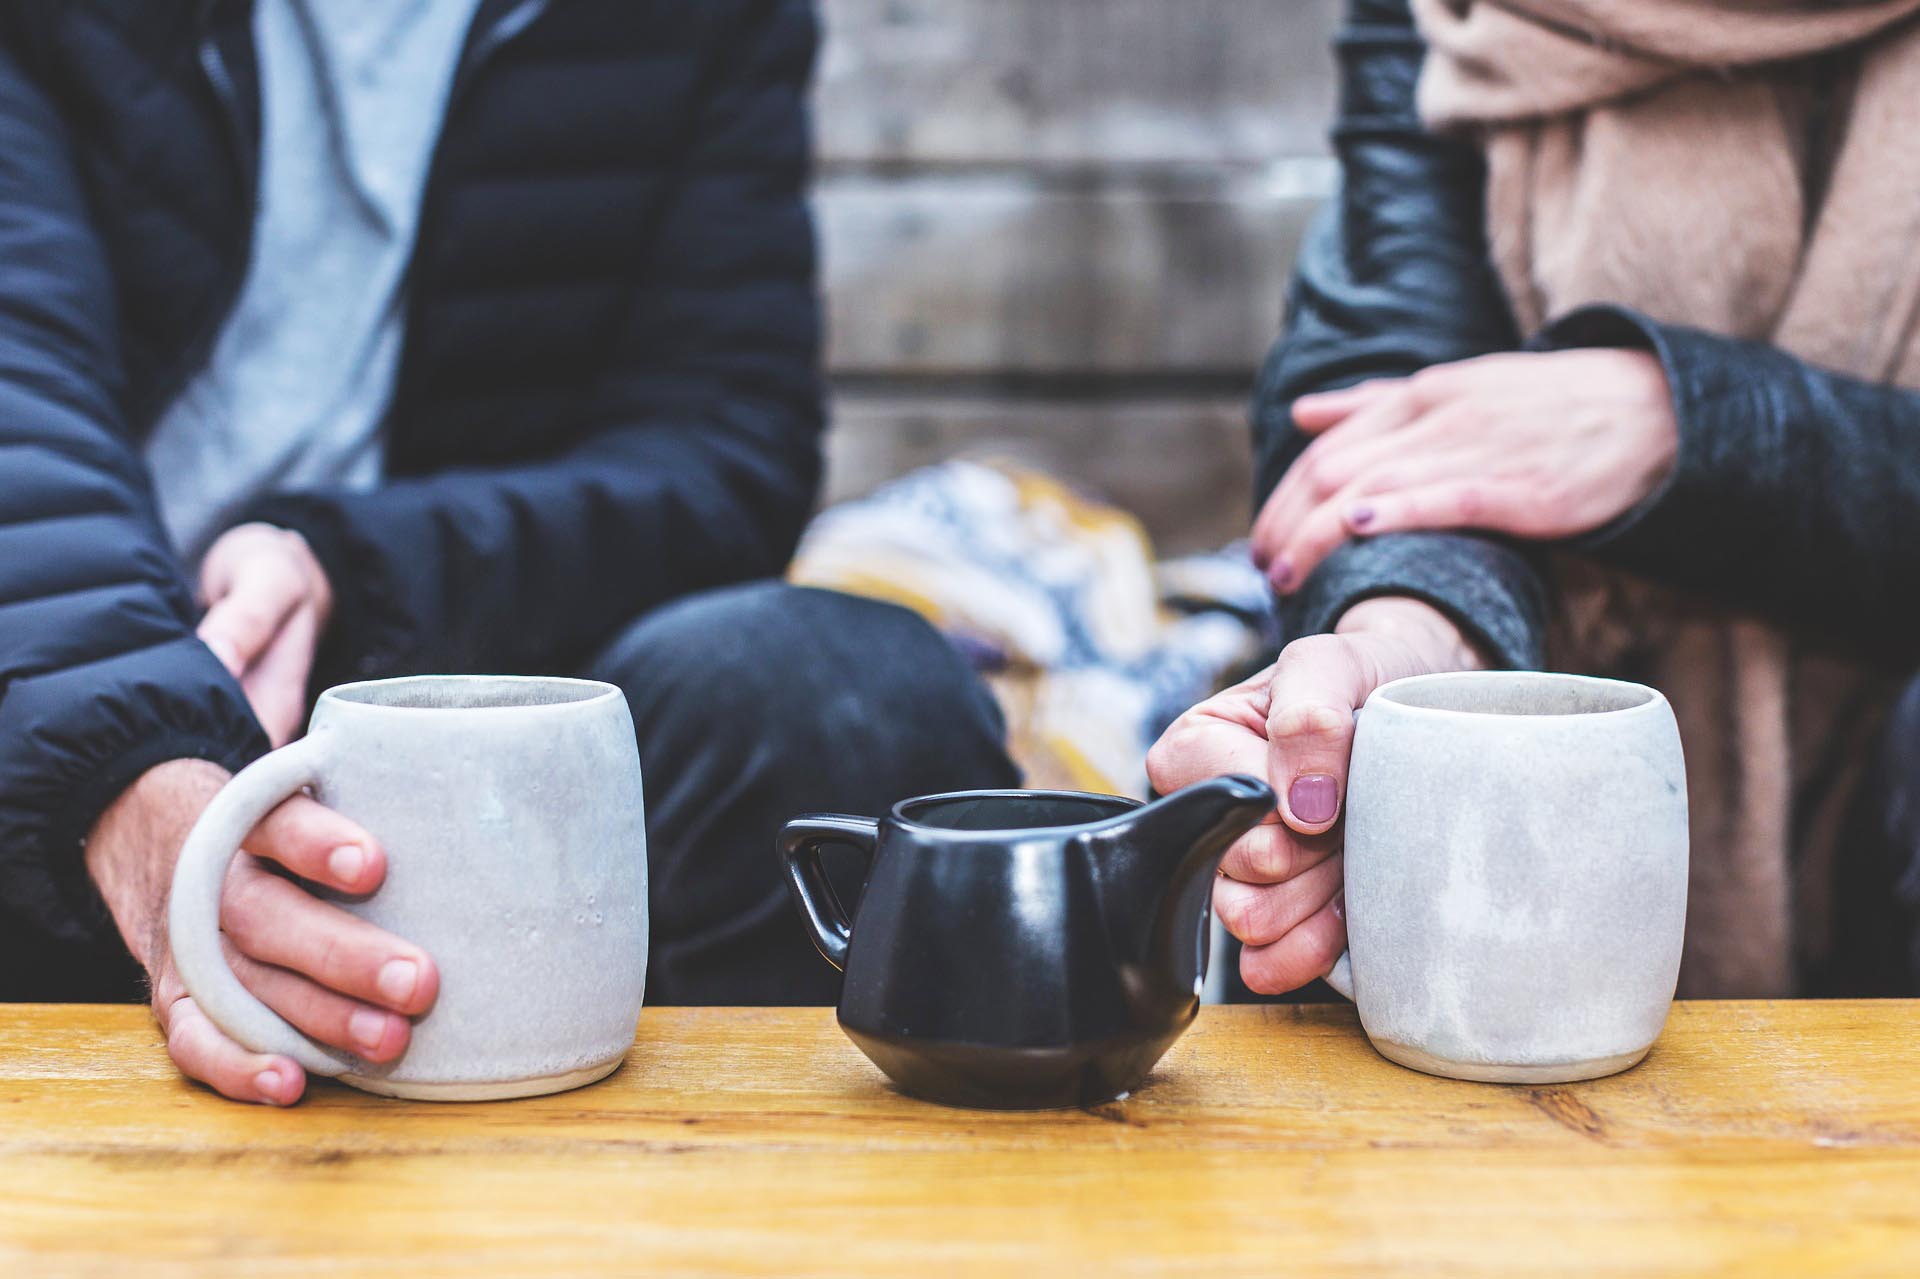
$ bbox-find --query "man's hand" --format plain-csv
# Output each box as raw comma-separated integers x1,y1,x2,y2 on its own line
1251,349,1678,591
1146,597,1485,994
198,523,333,746
86,759,439,1105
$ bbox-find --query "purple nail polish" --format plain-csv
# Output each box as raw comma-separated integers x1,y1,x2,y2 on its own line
1349,503,1375,529
1288,774,1339,825
1269,558,1295,591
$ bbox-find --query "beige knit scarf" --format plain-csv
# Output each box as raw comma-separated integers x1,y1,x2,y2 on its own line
1410,0,1920,994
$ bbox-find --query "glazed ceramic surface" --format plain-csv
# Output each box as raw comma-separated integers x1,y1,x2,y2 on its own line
170,675,649,1100
1331,671,1688,1083
780,776,1273,1109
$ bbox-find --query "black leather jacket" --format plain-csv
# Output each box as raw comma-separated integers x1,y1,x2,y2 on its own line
1255,0,1920,670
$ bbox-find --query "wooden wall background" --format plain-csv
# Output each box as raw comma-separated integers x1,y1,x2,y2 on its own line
813,0,1345,554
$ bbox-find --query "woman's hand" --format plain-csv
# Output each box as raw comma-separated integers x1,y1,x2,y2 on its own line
1251,349,1679,592
1145,596,1485,994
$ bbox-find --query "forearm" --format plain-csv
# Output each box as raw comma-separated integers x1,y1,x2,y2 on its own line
84,760,229,973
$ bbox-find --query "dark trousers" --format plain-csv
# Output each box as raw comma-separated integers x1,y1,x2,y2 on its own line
586,582,1020,1005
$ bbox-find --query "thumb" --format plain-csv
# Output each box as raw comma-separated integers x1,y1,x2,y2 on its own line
1264,635,1375,836
197,560,302,679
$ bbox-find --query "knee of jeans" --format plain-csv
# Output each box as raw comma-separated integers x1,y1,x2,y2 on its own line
587,581,1003,753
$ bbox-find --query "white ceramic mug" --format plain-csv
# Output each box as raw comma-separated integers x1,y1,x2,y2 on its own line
168,675,649,1100
1325,671,1688,1083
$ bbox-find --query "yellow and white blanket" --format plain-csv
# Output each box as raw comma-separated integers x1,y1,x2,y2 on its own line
790,460,1276,797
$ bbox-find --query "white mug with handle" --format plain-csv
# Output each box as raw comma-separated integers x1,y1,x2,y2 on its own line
168,675,649,1100
1325,670,1688,1083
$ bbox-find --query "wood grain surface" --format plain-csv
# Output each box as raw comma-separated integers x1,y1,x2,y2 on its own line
810,0,1345,550
2,1002,1915,1277
819,173,1321,378
816,0,1342,167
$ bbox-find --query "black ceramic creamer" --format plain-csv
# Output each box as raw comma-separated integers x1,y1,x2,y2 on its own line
778,776,1274,1109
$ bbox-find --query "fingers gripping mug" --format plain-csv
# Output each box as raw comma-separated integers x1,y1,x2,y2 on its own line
168,676,649,1100
1325,671,1689,1084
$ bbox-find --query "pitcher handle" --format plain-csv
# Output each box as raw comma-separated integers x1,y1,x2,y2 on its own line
777,814,879,971
167,734,356,1076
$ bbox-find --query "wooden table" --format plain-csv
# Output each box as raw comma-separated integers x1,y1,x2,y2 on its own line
1,1002,1915,1277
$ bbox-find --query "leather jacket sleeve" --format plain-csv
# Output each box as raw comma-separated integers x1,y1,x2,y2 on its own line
1543,306,1920,668
1252,0,1547,669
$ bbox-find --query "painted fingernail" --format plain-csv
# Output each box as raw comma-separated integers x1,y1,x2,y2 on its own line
377,958,419,1006
1269,558,1295,591
1348,503,1375,529
1289,774,1339,824
1250,543,1272,571
349,1008,388,1053
327,844,366,883
1332,893,1347,923
255,1069,286,1102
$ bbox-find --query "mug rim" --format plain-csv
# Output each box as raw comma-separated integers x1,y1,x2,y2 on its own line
890,787,1142,837
317,674,623,714
1367,670,1666,721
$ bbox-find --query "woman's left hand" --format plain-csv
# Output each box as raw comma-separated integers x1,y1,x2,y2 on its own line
1251,349,1679,592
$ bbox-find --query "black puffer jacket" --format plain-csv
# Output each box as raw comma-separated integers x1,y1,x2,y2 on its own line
0,0,821,998
1259,0,1920,671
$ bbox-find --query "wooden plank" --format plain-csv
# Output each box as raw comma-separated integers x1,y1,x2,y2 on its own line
0,1003,1917,1277
819,172,1324,376
825,392,1257,553
816,0,1345,167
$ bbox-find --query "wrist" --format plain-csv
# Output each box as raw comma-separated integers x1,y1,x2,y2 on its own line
1334,596,1489,674
84,759,230,971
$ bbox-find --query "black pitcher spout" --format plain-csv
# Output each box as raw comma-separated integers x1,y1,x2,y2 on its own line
1133,775,1277,931
1127,774,1276,871
1092,774,1276,1011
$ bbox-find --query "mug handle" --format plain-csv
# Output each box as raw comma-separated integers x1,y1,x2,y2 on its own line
1325,705,1363,1002
777,814,879,971
166,734,356,1076
1325,950,1354,1001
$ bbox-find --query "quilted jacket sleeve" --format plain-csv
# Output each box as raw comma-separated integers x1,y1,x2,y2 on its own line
0,39,268,979
1251,0,1547,669
242,0,826,683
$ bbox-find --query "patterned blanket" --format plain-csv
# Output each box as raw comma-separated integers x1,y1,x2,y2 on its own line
789,460,1279,797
